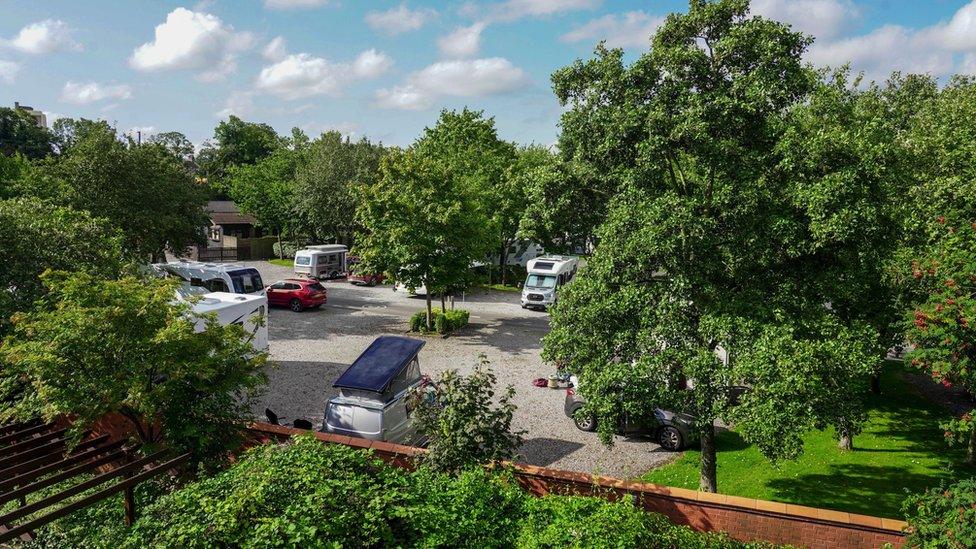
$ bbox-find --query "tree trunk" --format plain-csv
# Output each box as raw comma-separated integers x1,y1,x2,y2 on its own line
699,423,717,493
838,429,853,451
425,292,433,331
870,374,881,395
968,426,976,466
276,231,284,260
440,294,446,313
500,243,508,286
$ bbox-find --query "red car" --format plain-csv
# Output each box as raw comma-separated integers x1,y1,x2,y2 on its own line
346,256,386,287
266,278,327,312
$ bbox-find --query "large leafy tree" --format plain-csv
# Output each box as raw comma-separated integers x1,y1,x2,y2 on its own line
294,131,384,244
226,147,300,258
544,0,881,492
0,272,268,460
0,197,125,333
0,107,54,158
197,115,281,186
517,151,600,253
36,124,209,261
148,131,195,165
50,117,114,154
356,148,495,329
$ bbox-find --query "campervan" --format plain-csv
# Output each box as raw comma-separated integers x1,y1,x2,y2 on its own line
520,255,579,310
323,336,427,445
294,245,348,279
154,261,265,296
189,291,269,352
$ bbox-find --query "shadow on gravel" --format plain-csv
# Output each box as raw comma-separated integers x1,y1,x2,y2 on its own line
455,316,550,356
268,305,405,340
254,360,349,430
518,437,585,467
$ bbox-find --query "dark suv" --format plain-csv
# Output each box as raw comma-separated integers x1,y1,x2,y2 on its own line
563,375,696,451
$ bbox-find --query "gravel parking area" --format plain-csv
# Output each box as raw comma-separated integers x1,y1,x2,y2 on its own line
246,261,677,478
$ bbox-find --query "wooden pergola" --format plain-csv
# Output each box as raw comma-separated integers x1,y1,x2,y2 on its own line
0,421,188,544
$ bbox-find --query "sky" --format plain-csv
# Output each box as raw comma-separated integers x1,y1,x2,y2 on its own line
1,0,975,148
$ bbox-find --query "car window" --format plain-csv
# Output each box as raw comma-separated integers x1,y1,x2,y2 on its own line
269,282,285,290
308,283,326,292
229,269,263,294
207,279,229,292
295,256,311,266
526,274,556,288
283,283,300,290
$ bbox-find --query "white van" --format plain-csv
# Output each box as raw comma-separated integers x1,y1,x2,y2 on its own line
294,245,348,279
190,291,269,352
155,261,265,296
323,336,427,445
521,255,579,310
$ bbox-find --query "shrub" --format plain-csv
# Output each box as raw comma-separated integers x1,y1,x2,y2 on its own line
902,477,976,548
409,308,469,334
272,240,305,259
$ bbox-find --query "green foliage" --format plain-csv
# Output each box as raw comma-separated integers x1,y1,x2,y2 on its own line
0,197,125,333
0,106,54,158
32,436,766,548
272,240,306,259
226,147,300,254
409,309,469,334
902,478,976,549
196,115,282,184
0,272,268,461
294,131,385,243
146,131,194,164
411,358,524,473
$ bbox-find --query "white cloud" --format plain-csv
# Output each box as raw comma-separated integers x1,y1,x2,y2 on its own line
751,0,858,41
0,60,19,83
61,81,133,104
129,8,253,81
365,4,436,36
2,19,82,55
256,49,392,99
438,22,486,58
216,91,255,118
375,57,528,110
264,0,331,9
481,0,600,22
561,11,664,49
263,36,288,61
806,1,976,80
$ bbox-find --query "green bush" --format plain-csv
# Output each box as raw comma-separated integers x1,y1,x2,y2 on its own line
409,309,470,334
902,477,976,548
272,240,305,259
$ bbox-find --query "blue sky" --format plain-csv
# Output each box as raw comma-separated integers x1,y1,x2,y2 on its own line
1,1,975,148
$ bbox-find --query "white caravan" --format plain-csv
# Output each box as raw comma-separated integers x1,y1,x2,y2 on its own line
294,245,348,279
186,290,269,352
520,255,579,310
154,261,266,296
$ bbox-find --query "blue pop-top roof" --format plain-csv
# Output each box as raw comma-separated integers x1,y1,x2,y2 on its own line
333,336,426,393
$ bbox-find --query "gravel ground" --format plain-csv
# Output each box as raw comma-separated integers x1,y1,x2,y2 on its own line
246,261,678,478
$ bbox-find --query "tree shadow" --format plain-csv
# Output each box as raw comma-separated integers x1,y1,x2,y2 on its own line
518,437,585,467
252,360,349,430
454,316,550,356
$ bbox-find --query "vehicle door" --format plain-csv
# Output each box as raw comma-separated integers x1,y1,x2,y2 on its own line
266,282,286,305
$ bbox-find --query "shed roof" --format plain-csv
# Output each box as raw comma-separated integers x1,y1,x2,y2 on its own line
333,336,426,393
206,201,256,226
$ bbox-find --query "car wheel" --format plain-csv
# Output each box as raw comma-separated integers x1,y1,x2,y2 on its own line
290,298,304,312
658,425,684,451
573,412,597,432
330,270,339,279
368,278,378,287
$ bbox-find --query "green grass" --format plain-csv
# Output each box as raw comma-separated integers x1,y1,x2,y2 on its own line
268,258,292,267
480,283,522,293
641,361,973,518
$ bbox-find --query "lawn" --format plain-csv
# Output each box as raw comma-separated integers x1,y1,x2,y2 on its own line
640,361,974,518
268,258,292,267
480,283,522,293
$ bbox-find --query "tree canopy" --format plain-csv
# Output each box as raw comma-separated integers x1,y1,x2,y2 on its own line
0,107,54,159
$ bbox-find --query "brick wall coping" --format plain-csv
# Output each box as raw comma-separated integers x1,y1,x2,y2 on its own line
245,422,907,539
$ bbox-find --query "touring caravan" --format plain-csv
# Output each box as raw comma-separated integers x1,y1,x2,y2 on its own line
520,255,579,310
323,336,427,445
189,291,269,352
155,261,265,296
294,245,348,279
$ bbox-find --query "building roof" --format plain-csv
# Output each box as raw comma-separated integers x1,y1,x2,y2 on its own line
207,200,256,226
333,336,426,393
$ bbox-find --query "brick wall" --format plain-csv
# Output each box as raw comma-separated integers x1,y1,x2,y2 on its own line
246,422,907,549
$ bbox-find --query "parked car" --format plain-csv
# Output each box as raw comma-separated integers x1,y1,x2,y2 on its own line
346,256,386,287
563,375,696,451
265,278,327,312
323,336,428,445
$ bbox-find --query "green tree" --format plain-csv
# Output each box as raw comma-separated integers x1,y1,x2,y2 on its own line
36,124,209,260
411,357,524,473
0,107,54,158
148,131,195,164
544,0,881,492
50,117,114,154
197,115,281,186
0,197,125,333
294,131,384,244
0,272,268,460
356,148,495,329
517,152,599,253
902,478,976,548
226,148,300,258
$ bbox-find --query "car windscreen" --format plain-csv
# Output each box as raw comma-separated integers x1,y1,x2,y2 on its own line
295,255,311,266
229,269,264,294
526,274,556,289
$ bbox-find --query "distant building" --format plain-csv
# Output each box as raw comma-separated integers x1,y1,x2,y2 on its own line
14,102,47,128
206,200,261,241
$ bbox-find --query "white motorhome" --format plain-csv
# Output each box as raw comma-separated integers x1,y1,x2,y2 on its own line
521,255,579,310
294,245,348,279
189,291,269,352
154,261,266,296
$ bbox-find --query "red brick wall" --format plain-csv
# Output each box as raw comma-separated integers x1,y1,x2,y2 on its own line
246,422,907,549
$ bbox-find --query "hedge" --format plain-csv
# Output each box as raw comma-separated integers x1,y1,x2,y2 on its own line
902,477,976,548
26,436,776,548
410,309,470,334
